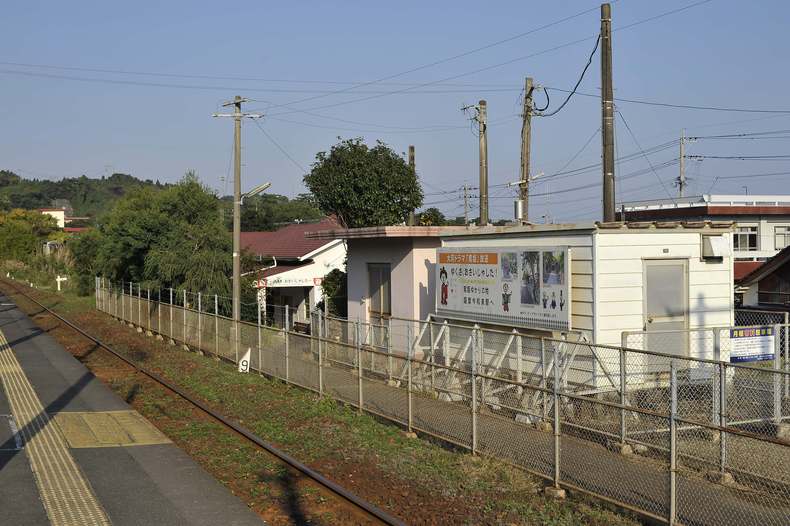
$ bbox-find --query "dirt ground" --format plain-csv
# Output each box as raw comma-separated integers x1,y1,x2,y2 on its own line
4,281,639,526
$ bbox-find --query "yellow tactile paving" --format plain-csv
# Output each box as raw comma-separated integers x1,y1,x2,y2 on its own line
0,330,111,526
52,410,171,448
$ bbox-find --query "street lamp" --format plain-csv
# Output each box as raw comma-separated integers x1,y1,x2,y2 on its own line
241,182,271,205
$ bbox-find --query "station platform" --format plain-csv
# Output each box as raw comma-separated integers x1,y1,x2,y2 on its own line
0,293,264,526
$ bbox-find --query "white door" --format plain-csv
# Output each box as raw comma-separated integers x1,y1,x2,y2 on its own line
643,259,688,358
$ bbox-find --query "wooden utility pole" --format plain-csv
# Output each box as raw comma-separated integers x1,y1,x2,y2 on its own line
678,129,686,197
520,78,533,223
601,3,616,222
407,145,416,225
478,100,489,225
213,96,262,323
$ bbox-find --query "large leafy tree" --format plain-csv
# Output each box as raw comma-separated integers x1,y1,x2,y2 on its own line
303,138,423,228
84,172,233,295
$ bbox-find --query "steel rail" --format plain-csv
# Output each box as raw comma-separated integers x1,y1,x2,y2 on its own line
5,282,405,526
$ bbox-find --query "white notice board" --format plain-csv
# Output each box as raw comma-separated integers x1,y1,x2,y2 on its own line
730,327,775,363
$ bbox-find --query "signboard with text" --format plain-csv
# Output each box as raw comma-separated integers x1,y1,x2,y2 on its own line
436,247,571,331
730,327,775,363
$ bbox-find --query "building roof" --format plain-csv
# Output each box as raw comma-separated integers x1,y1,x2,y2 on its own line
734,261,764,281
38,207,66,212
241,217,340,260
306,220,733,241
620,195,790,220
64,227,89,234
738,245,790,285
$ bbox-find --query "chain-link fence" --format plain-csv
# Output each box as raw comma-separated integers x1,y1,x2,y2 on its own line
96,278,790,526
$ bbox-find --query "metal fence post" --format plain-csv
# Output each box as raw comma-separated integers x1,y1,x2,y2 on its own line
386,318,393,383
712,329,722,428
669,360,678,525
719,362,727,474
137,284,141,327
619,347,627,444
156,287,162,334
285,308,290,383
471,326,478,455
784,312,789,397
210,295,217,356
541,338,548,422
257,302,262,374
197,292,202,351
129,282,133,324
407,322,413,433
147,289,151,330
169,288,174,340
183,289,187,345
357,321,364,414
774,324,782,423
552,339,561,489
121,282,125,321
318,311,324,395
429,321,435,392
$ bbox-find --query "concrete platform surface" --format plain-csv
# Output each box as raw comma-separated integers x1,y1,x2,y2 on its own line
0,295,264,526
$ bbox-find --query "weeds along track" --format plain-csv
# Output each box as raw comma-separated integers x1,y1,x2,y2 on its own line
3,280,404,526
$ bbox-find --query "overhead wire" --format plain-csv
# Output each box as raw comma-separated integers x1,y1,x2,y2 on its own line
535,34,600,118
616,110,676,202
251,119,308,174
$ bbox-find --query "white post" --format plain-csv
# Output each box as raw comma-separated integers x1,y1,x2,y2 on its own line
357,321,364,414
386,318,393,383
137,284,141,327
157,289,161,334
129,282,133,324
318,312,324,394
121,282,125,321
541,338,548,422
147,289,151,330
719,362,727,474
620,346,627,444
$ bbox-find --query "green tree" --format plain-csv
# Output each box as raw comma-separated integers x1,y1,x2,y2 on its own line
320,268,347,317
418,207,446,226
303,138,423,228
68,229,102,295
83,172,233,295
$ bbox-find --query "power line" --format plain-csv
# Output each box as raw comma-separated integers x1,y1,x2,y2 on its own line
535,34,601,118
686,155,790,160
262,5,601,112
266,0,714,118
718,170,790,180
546,86,790,114
617,110,676,202
251,119,308,174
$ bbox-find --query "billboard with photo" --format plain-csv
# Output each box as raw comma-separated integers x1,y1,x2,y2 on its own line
436,247,571,331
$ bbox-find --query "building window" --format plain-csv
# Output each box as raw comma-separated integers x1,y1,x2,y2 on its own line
775,226,790,250
368,263,391,321
734,226,758,252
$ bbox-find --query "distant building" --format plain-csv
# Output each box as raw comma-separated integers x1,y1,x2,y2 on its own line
38,208,66,228
620,194,790,278
242,217,345,322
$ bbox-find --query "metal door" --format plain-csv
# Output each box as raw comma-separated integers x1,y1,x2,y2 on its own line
643,259,688,358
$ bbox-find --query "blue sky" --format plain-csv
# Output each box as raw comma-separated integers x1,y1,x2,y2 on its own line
2,0,789,222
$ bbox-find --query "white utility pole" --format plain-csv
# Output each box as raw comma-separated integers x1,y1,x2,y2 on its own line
213,96,262,324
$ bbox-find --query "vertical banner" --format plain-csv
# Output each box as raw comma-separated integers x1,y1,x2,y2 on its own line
436,247,571,331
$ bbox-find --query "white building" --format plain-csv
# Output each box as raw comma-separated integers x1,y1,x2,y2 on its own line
242,218,346,322
39,207,66,228
621,195,790,280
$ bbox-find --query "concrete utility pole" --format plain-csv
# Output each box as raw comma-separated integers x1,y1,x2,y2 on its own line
463,184,470,225
478,100,489,225
678,129,686,198
601,3,616,222
407,145,416,225
519,78,534,223
213,96,262,324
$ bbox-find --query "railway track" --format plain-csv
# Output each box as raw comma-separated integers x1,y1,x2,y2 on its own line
3,280,406,526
